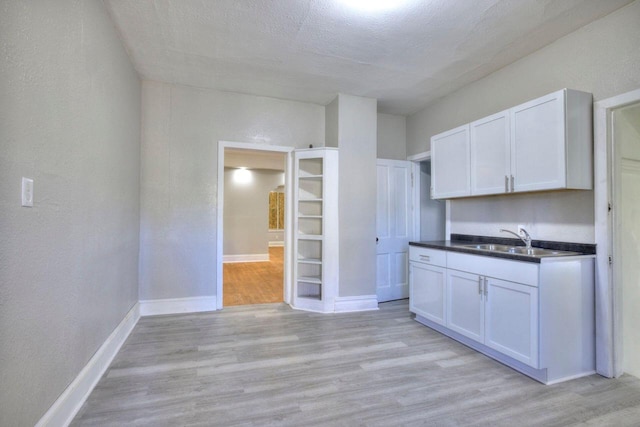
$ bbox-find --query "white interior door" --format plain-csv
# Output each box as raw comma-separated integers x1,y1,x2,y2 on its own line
376,159,413,302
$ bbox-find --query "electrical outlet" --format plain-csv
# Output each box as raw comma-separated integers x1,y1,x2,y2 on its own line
21,177,33,207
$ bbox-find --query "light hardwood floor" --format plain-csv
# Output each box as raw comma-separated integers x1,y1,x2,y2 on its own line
223,247,284,306
72,300,640,426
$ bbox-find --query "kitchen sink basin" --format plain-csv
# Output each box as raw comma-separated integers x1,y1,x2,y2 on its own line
463,243,513,252
506,247,579,256
461,244,580,257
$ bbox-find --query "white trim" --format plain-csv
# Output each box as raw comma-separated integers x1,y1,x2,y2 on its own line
594,88,640,378
269,241,284,247
223,253,269,263
333,295,379,313
407,150,431,161
139,296,217,316
217,141,294,310
411,161,421,240
408,154,425,241
445,200,452,239
36,304,140,427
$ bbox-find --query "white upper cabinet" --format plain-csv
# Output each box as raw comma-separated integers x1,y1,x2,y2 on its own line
470,110,510,196
432,89,592,199
511,89,592,192
431,124,470,199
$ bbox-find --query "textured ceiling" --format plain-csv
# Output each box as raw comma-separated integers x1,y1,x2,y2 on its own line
105,0,632,115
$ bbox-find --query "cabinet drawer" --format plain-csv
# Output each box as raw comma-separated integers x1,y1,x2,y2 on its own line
447,252,538,287
409,246,446,267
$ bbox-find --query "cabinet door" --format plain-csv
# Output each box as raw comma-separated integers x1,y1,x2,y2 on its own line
510,90,566,192
470,110,510,195
485,277,539,368
446,270,484,343
409,263,446,326
431,125,470,199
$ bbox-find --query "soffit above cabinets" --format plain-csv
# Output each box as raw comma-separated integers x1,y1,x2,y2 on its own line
104,0,632,115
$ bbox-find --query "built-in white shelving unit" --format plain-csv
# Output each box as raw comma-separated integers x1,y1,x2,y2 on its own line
292,148,338,313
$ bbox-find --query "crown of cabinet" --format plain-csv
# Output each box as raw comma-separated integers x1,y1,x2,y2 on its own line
431,89,593,199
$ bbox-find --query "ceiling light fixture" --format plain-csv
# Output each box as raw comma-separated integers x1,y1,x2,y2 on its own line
233,167,252,185
339,0,409,13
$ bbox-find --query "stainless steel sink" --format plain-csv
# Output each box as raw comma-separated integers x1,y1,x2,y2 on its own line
461,244,580,257
463,243,513,251
506,247,579,256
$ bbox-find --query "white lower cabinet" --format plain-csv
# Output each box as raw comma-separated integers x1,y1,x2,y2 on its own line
446,271,539,368
484,277,538,367
409,245,594,384
446,270,484,343
409,262,446,326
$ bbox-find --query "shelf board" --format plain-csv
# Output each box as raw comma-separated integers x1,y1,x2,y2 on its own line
297,234,322,240
298,174,323,180
298,215,322,219
298,276,322,284
297,294,322,300
298,258,322,265
299,198,323,202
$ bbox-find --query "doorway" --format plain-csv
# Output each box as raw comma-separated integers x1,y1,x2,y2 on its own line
418,160,446,241
375,154,447,303
594,89,640,378
216,142,294,309
614,101,640,378
376,158,413,302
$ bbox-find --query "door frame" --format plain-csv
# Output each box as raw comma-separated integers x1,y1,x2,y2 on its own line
407,151,452,239
594,88,640,377
216,141,294,309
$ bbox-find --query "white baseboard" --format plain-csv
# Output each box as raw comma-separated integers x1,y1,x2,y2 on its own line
139,296,217,316
223,253,269,263
545,371,596,386
334,295,379,313
36,303,140,427
269,241,284,247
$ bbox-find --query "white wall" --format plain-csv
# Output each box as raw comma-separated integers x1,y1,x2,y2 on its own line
325,97,339,148
406,0,640,243
328,94,378,297
0,2,141,426
140,81,325,301
377,113,407,160
223,168,284,256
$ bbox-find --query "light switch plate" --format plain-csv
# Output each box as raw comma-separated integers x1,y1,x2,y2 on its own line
22,177,33,207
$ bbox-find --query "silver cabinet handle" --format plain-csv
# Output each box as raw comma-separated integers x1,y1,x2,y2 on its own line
419,255,430,262
478,276,483,296
510,175,515,192
505,175,509,193
484,277,489,298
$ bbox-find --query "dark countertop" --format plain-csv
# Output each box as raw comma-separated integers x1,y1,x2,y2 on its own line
410,234,596,264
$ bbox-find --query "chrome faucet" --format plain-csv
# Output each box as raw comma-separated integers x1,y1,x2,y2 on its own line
500,228,532,249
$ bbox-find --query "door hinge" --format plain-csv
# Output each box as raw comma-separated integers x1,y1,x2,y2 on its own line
609,256,613,266
608,203,612,213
